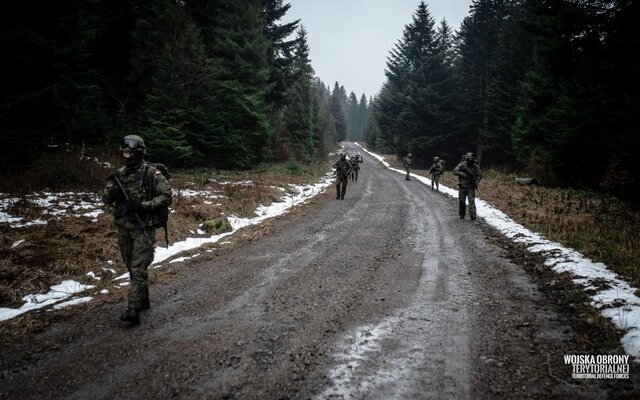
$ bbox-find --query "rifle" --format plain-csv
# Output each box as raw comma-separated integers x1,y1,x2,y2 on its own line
108,173,154,248
335,161,350,177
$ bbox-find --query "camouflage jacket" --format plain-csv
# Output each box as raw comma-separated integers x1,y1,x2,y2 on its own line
103,161,172,229
403,156,413,169
349,156,363,170
429,161,444,175
334,158,352,179
453,161,482,188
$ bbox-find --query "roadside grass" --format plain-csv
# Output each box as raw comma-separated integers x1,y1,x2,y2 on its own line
0,155,332,309
439,169,640,291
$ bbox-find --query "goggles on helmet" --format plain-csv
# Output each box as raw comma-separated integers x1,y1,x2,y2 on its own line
120,137,140,150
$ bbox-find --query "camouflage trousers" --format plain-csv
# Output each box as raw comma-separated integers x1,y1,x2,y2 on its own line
336,175,348,199
431,173,442,190
458,186,477,219
117,226,156,309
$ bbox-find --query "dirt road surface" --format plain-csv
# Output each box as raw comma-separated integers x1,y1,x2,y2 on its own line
1,143,638,399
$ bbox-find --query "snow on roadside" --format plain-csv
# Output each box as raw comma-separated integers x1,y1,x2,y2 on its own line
356,142,640,361
0,192,104,227
0,281,95,321
0,174,334,322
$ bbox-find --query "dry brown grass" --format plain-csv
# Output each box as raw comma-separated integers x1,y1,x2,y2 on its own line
439,168,640,289
0,159,332,308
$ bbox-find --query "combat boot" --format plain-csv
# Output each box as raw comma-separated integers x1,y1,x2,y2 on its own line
120,308,140,324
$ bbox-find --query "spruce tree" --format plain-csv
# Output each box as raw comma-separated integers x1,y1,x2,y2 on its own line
346,92,359,140
329,88,347,142
262,0,299,109
130,0,205,165
283,26,315,161
197,0,273,168
357,94,369,143
311,78,336,159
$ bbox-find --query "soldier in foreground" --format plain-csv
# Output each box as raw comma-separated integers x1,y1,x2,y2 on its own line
452,152,482,220
403,153,414,181
429,156,444,192
103,135,172,325
334,152,352,199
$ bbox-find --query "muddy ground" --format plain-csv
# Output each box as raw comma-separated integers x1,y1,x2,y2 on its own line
1,143,639,399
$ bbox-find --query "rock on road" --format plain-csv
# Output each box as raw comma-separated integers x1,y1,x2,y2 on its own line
1,143,634,399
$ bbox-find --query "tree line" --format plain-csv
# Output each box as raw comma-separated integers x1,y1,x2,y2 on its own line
3,0,636,198
0,0,370,172
368,0,639,198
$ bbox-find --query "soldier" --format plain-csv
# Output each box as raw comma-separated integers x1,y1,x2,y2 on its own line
429,156,444,192
403,153,414,181
334,152,352,200
349,153,363,182
452,152,482,220
103,135,172,325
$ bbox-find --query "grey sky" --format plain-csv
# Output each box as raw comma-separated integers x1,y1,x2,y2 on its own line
284,0,473,98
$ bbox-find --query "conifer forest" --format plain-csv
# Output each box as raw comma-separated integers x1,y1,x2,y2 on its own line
1,0,638,199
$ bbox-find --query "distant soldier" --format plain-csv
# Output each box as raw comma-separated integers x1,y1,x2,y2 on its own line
334,152,352,200
452,152,482,220
403,153,414,181
349,153,363,182
103,135,172,325
429,156,444,192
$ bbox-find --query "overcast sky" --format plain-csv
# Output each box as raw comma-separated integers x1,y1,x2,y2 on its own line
283,0,473,98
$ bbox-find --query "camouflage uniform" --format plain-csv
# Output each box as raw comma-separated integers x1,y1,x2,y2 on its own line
452,153,482,220
349,154,363,182
403,154,413,181
103,135,172,323
429,157,444,192
334,153,352,199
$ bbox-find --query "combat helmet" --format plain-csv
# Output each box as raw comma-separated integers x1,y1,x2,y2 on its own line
120,135,146,152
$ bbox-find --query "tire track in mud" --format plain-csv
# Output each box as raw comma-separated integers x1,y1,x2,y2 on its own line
318,165,474,399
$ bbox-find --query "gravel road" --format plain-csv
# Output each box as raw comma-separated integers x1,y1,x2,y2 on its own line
1,143,638,399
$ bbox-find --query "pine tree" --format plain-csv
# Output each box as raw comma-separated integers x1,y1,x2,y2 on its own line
0,0,108,167
512,0,609,186
311,78,336,159
480,1,530,167
357,94,369,143
262,0,299,109
346,92,359,140
375,1,451,164
329,87,347,142
131,0,205,165
454,0,505,165
193,0,273,168
283,26,315,161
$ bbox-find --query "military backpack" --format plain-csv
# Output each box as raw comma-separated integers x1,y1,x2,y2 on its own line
143,163,171,246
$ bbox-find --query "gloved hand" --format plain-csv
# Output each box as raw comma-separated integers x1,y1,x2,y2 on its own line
126,199,144,212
